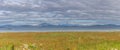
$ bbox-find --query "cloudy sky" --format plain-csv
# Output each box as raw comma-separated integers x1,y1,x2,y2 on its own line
0,0,120,26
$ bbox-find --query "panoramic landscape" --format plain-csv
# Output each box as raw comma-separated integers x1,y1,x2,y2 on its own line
0,0,120,50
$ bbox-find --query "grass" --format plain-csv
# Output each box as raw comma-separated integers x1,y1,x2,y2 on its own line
0,32,119,50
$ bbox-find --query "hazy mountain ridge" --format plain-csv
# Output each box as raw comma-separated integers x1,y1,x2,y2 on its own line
0,23,120,30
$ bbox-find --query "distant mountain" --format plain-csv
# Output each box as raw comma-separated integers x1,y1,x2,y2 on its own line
0,23,120,30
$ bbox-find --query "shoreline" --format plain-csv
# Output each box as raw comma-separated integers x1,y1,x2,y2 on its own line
0,30,119,32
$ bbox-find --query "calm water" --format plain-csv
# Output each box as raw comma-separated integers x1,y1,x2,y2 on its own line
0,28,119,32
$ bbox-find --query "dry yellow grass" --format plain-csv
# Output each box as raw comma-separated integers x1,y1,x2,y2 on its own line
0,32,120,50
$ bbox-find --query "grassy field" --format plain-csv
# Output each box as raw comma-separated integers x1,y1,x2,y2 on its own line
0,32,120,50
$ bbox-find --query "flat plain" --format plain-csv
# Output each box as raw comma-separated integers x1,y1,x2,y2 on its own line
0,32,120,50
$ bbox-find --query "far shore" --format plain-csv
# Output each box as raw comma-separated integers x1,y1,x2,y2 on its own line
0,29,119,32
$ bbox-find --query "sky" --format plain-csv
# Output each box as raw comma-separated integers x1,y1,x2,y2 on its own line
0,0,120,26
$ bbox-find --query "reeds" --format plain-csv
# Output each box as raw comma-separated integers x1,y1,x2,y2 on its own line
0,32,119,50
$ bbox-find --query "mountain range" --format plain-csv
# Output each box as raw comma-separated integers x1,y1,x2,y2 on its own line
0,23,120,31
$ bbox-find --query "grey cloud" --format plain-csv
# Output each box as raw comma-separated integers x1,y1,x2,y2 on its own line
0,0,120,26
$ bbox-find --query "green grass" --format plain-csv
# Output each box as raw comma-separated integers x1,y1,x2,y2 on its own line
0,32,119,50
